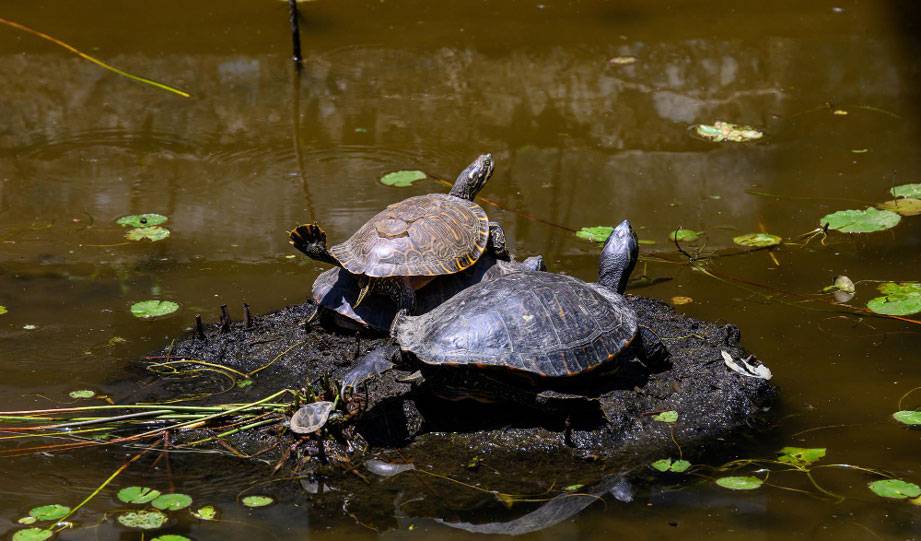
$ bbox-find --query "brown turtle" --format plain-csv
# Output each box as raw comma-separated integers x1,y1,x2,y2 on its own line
289,153,507,312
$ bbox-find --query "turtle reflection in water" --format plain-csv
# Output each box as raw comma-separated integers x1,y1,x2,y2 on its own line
298,219,668,432
289,153,511,317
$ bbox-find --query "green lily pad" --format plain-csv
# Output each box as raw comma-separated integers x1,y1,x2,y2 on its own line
116,213,168,228
891,183,921,199
236,378,254,389
116,509,168,529
733,233,782,248
868,479,921,499
820,208,901,233
29,504,70,521
893,410,921,426
652,410,678,423
651,458,691,472
715,476,763,490
192,505,218,520
670,459,691,473
117,486,162,504
152,493,192,511
125,226,171,242
777,447,826,467
241,495,274,508
694,121,763,143
380,170,427,187
0,305,7,315
152,536,191,541
12,528,52,541
867,282,921,316
68,390,95,400
669,229,702,242
575,226,613,243
562,483,585,492
17,517,37,525
130,300,180,319
878,198,921,217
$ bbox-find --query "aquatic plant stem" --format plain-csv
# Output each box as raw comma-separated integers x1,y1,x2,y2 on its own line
53,448,150,528
288,0,303,66
0,16,190,98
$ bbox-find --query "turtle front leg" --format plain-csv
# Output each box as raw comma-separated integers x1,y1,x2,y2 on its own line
637,326,670,370
487,221,511,261
288,223,339,266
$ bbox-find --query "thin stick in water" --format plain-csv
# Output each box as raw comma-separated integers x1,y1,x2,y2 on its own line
288,0,303,66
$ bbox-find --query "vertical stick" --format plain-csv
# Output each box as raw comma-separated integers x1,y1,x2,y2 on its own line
220,304,231,333
243,303,252,329
288,0,302,67
194,314,206,340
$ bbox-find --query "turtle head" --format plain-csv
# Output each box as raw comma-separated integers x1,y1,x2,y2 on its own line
448,153,494,201
598,219,638,294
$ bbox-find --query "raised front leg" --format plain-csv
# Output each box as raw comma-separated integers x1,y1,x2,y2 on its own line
487,221,511,261
288,223,340,266
341,343,401,392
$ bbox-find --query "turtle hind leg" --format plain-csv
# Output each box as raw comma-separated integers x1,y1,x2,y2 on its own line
288,223,339,266
637,326,670,370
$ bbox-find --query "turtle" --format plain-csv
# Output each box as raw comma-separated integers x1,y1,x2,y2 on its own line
310,254,547,332
289,153,507,314
336,219,668,405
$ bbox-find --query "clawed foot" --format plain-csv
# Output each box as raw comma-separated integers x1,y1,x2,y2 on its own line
289,223,327,256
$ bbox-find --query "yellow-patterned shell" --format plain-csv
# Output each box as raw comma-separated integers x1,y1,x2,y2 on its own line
329,194,490,278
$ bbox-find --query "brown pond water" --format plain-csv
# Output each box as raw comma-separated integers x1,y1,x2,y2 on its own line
2,0,921,539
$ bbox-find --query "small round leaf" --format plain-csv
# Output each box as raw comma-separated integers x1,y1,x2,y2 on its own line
241,495,274,508
877,198,921,217
12,528,52,541
820,208,901,233
152,535,191,541
733,233,782,248
152,493,192,511
651,459,672,472
130,300,179,319
893,410,921,426
575,226,613,243
192,505,218,521
715,476,763,490
116,509,168,529
29,504,70,521
670,460,691,473
652,410,678,423
68,390,95,400
117,486,161,504
125,226,171,242
0,305,7,315
380,170,427,187
890,183,921,199
669,229,702,242
868,479,921,499
116,214,168,228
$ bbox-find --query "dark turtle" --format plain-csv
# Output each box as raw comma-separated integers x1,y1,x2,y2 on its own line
289,154,507,313
338,219,668,402
311,254,547,332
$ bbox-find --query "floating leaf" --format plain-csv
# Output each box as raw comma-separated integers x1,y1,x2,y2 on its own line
192,505,217,521
652,410,678,423
17,517,37,525
236,378,254,388
868,479,921,499
117,509,168,529
670,460,691,473
893,411,921,426
715,476,763,490
380,170,427,187
671,296,693,305
562,483,585,492
867,282,921,316
116,214,168,228
608,56,637,65
878,198,921,217
125,226,171,242
733,233,782,248
152,536,191,541
669,229,702,242
152,493,192,511
651,458,691,473
68,390,95,400
29,504,70,521
778,447,826,468
891,183,921,199
820,208,900,233
241,495,274,508
130,300,179,319
651,459,671,472
694,121,763,143
12,528,52,541
117,486,162,504
575,226,613,243
0,305,7,315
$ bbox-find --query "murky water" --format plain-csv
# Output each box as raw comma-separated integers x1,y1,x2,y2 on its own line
2,0,920,539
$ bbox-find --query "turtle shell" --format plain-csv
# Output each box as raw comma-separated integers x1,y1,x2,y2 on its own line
394,272,638,378
329,193,489,278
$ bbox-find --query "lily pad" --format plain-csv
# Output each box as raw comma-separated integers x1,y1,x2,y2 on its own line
669,229,702,242
12,528,52,541
715,476,763,490
733,233,782,248
777,447,826,468
867,282,921,316
891,183,921,199
116,213,168,228
125,226,171,242
878,198,921,217
116,509,168,529
694,121,763,143
671,296,693,305
380,170,427,187
192,505,218,520
575,226,613,243
68,390,95,400
17,517,37,525
893,410,921,426
117,486,162,504
651,458,691,473
241,495,273,508
0,305,7,315
130,300,179,319
152,536,191,541
868,479,921,499
29,504,70,521
152,493,192,511
652,410,678,423
820,208,901,233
